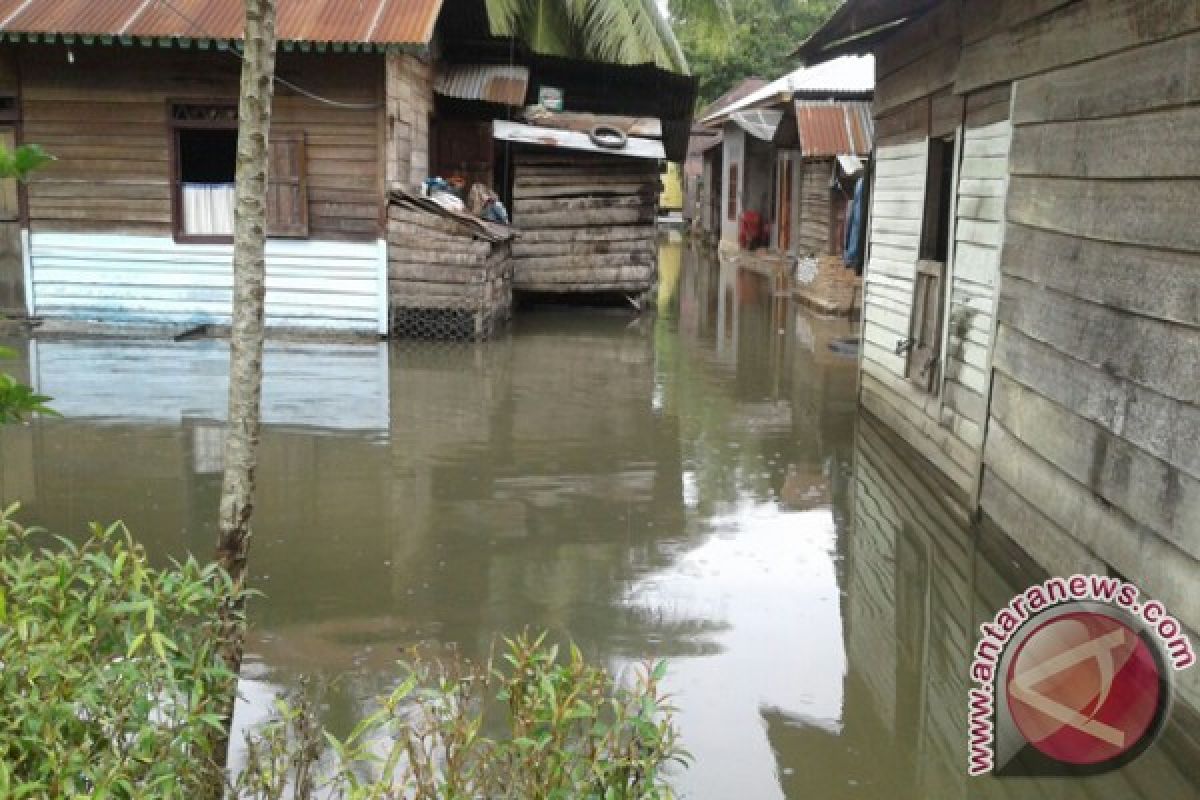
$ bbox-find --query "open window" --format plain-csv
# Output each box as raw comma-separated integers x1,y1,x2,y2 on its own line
907,135,957,391
170,102,308,241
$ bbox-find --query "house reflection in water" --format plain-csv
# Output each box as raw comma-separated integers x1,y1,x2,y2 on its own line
764,413,1200,799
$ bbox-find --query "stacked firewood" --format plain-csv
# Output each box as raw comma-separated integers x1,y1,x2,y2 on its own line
510,152,660,294
387,191,514,339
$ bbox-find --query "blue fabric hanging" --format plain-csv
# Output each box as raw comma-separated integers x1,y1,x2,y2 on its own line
843,175,867,273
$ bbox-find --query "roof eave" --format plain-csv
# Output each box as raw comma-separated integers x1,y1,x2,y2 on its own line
791,0,937,64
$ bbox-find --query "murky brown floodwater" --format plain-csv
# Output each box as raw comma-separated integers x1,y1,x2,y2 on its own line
1,240,1196,798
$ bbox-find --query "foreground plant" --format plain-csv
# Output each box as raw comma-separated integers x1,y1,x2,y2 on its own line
0,347,54,424
238,631,688,799
0,508,243,797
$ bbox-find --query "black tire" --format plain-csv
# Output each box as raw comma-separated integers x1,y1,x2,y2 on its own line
588,124,628,149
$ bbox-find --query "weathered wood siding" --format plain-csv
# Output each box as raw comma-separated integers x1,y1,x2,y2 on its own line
795,159,831,255
15,44,385,241
858,0,1200,637
972,1,1200,635
858,0,1011,500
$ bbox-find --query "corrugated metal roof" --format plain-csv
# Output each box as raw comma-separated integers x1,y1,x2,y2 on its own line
795,101,873,157
435,64,529,106
0,0,443,45
701,55,874,124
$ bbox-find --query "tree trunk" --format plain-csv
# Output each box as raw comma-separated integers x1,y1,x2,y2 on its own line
213,0,277,771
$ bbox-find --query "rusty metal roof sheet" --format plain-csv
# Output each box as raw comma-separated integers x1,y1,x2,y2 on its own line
435,64,530,106
0,0,443,45
794,101,873,158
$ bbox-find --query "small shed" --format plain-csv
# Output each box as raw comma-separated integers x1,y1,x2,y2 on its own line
771,100,873,314
495,119,666,297
387,191,514,340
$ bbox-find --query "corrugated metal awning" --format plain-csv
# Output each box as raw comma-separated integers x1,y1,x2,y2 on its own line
0,0,444,46
795,101,873,157
435,64,529,106
493,120,665,161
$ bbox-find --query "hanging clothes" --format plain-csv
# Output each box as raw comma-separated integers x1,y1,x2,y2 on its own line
843,172,869,274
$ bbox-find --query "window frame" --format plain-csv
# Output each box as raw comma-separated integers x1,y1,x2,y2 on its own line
168,99,240,245
906,133,959,392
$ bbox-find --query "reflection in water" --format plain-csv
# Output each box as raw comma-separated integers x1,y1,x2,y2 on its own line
0,241,1195,798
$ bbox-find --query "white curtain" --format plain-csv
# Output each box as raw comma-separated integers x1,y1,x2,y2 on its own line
182,183,236,236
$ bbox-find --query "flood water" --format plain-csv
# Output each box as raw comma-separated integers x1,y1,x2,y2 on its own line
1,240,1197,799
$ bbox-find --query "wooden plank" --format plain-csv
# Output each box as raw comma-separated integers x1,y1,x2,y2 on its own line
964,83,1013,127
512,184,658,200
1013,29,1200,124
513,208,655,228
983,424,1200,632
512,253,654,270
514,195,649,214
860,375,976,495
875,41,960,117
513,226,656,244
1011,105,1200,179
991,371,1200,559
1007,176,1200,253
874,97,931,145
957,0,1200,94
511,240,654,258
993,325,1200,481
1001,223,1200,328
513,266,653,283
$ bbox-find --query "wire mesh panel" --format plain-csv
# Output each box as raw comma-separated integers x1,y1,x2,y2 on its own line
387,196,514,341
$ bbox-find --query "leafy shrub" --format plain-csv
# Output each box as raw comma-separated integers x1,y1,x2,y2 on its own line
0,347,54,424
238,631,687,800
0,508,241,798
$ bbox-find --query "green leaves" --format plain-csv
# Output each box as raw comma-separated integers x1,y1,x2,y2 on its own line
0,347,56,425
485,0,691,73
0,143,54,182
239,632,685,799
0,509,241,798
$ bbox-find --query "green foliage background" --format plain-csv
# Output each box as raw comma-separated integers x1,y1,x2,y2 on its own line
671,0,840,108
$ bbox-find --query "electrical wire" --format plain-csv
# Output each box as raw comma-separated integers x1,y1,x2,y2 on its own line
153,0,385,110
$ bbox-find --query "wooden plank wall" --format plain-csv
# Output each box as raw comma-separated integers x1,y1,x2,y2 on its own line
15,44,384,241
968,0,1200,638
795,159,831,255
858,0,1021,501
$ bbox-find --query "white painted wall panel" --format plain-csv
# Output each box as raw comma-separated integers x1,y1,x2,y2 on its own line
29,233,387,333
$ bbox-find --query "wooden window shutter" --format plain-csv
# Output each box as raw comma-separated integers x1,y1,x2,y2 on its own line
906,260,945,391
267,132,308,237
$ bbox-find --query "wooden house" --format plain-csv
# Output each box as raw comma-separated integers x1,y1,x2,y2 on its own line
768,100,872,314
796,0,1200,638
699,56,874,253
0,0,695,334
0,0,454,333
686,78,768,242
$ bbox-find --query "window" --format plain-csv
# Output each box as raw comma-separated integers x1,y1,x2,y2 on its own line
727,163,739,221
170,102,308,241
907,135,957,391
